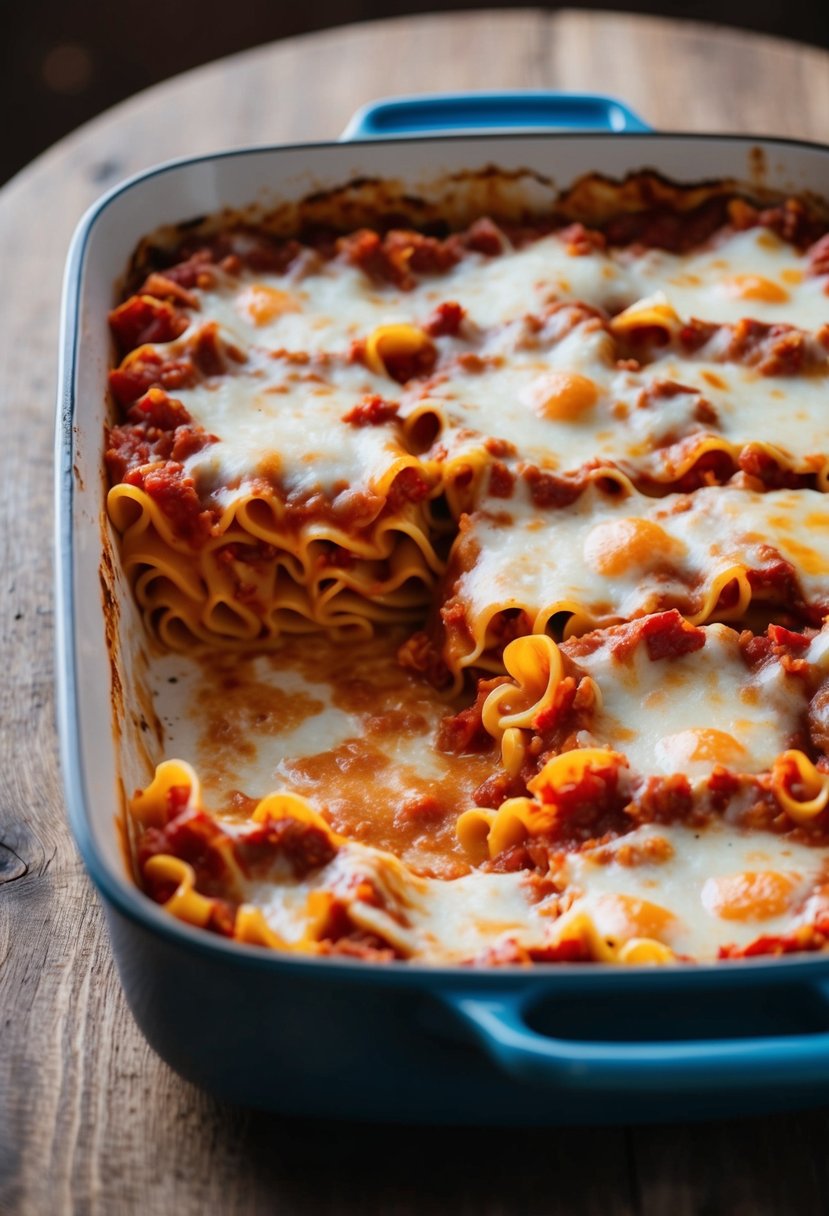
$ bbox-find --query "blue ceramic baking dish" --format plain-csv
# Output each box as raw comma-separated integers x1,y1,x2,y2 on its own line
56,91,829,1123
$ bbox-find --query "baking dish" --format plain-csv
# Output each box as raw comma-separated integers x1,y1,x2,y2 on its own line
56,90,829,1123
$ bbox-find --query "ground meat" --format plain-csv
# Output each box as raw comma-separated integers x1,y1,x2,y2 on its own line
234,817,338,879
341,395,400,426
809,679,829,755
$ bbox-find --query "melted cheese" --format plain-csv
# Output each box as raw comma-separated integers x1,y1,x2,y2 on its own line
243,842,539,959
563,822,825,959
572,623,804,777
456,482,829,643
149,635,493,878
622,228,829,329
232,816,828,962
403,322,829,483
196,227,828,351
641,354,829,472
137,224,829,501
162,344,405,499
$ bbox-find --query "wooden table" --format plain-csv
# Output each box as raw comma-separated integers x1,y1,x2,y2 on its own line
4,9,829,1213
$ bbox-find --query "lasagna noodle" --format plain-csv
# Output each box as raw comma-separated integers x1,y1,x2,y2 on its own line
108,477,443,646
107,315,446,647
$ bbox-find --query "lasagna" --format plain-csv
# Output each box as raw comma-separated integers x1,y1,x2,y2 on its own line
106,173,829,964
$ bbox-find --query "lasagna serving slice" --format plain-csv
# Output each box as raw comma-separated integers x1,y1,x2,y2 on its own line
108,173,829,964
432,480,829,681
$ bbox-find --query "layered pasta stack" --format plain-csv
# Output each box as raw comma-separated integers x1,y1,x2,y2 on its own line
108,175,829,964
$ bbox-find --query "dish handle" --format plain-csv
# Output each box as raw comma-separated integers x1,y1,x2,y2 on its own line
340,91,651,140
438,984,829,1094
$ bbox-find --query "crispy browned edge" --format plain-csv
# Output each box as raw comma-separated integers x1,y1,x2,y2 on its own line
121,166,829,291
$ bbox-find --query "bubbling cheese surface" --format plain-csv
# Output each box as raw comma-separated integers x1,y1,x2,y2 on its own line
623,228,829,330
166,344,404,500
562,822,828,960
573,624,803,777
135,222,829,502
454,482,829,648
404,322,829,481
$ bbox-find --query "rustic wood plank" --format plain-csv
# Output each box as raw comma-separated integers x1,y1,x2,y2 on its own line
545,11,829,139
3,9,829,1214
631,1109,829,1215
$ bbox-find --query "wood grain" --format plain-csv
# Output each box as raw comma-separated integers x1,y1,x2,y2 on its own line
3,10,829,1214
